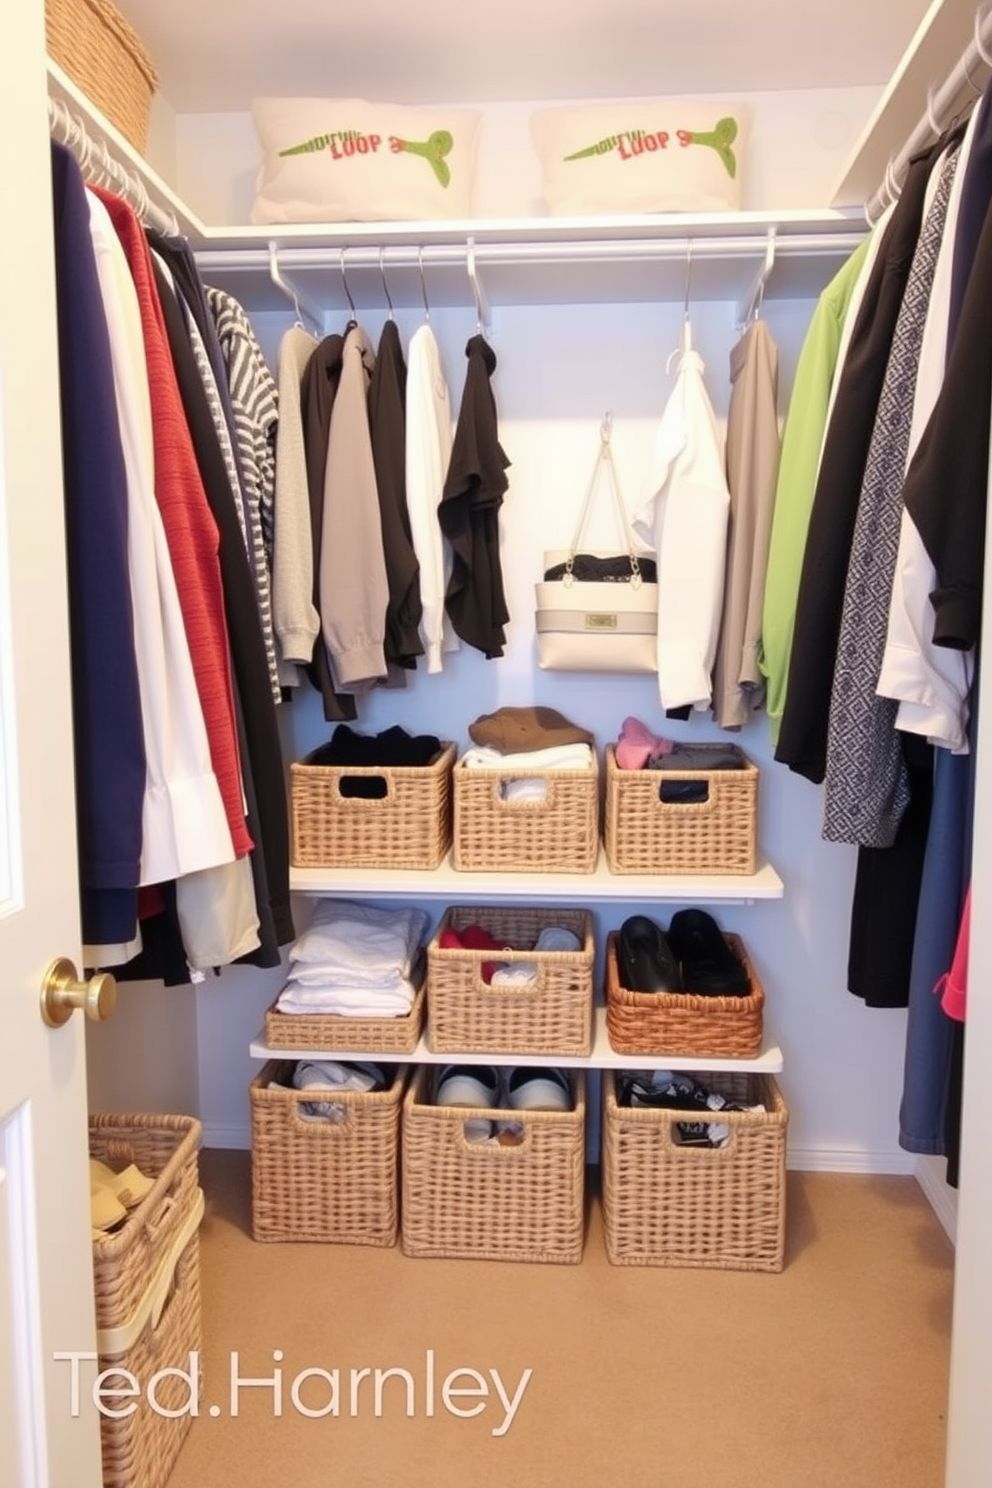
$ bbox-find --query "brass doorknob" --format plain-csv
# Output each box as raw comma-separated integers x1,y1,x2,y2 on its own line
40,958,117,1028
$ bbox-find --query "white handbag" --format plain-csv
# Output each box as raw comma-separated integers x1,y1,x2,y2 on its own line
535,417,658,673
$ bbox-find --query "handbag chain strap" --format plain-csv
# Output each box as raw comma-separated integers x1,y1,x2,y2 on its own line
565,413,642,588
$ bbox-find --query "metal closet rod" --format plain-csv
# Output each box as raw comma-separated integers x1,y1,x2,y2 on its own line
47,94,180,237
866,2,992,224
199,230,862,276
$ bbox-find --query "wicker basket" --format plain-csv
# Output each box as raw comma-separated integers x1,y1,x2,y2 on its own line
605,929,765,1058
97,1194,203,1488
45,0,158,153
604,743,758,875
427,905,594,1056
263,981,426,1054
451,751,599,873
602,1069,788,1270
291,742,455,870
250,1060,406,1245
401,1066,586,1263
89,1113,202,1488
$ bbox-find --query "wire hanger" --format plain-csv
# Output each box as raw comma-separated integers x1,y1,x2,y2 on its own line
379,247,394,320
466,236,490,337
268,243,322,335
417,246,431,323
339,247,357,325
666,240,693,372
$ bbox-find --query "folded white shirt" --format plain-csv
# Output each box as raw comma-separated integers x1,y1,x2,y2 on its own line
276,981,416,1017
459,743,593,771
289,899,428,979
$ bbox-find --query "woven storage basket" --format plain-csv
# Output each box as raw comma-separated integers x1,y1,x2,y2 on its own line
602,1069,787,1270
401,1066,586,1263
604,743,758,875
605,929,764,1058
291,742,455,869
427,905,594,1056
451,750,599,873
263,981,426,1054
97,1193,204,1488
90,1114,202,1340
45,0,158,153
250,1060,405,1244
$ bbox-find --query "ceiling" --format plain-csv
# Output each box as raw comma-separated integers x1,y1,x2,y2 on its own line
116,0,935,115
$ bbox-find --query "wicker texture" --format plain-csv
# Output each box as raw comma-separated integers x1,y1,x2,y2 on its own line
451,751,599,873
602,1069,788,1270
427,905,594,1055
605,930,765,1058
401,1066,586,1263
263,981,426,1053
90,1113,202,1334
250,1061,405,1244
291,742,455,869
604,743,758,874
98,1233,201,1488
45,0,158,152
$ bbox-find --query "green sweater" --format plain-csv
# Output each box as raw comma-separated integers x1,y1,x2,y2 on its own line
759,234,872,743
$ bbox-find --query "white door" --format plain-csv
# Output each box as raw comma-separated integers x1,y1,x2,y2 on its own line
0,0,105,1483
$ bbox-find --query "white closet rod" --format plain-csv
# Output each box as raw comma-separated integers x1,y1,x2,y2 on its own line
866,3,992,223
198,230,862,277
47,95,180,238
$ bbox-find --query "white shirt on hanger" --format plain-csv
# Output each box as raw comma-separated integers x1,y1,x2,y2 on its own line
632,336,730,712
405,322,459,673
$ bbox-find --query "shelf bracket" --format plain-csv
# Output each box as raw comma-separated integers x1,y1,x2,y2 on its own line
737,227,777,326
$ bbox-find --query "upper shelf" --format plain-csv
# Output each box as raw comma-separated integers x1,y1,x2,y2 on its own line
47,60,866,316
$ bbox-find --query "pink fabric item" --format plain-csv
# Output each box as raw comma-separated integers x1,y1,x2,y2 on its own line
934,884,970,1023
438,923,504,983
615,716,675,770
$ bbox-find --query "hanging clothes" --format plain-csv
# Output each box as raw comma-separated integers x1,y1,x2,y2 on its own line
50,142,146,950
86,191,236,892
439,333,510,660
822,146,959,849
711,317,780,730
273,323,321,675
631,337,729,713
759,233,876,743
405,322,459,673
775,134,953,782
368,317,424,673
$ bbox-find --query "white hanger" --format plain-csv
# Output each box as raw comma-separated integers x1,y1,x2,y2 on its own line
466,236,489,336
267,243,323,335
666,240,693,372
976,4,992,69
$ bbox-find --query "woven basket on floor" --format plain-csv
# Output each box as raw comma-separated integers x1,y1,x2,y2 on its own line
263,981,426,1054
401,1066,586,1263
250,1060,406,1245
605,929,765,1058
45,0,158,153
604,743,758,875
451,750,599,873
602,1069,788,1271
291,742,455,869
427,905,594,1055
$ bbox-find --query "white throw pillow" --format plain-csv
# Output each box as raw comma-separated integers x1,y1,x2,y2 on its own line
250,97,481,223
531,99,750,216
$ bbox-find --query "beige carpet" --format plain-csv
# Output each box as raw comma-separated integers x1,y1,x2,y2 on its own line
165,1152,953,1488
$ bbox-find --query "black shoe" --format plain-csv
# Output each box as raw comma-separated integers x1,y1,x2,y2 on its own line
666,909,750,997
617,915,682,994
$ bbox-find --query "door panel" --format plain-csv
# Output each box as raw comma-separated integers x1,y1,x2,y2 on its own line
0,0,104,1483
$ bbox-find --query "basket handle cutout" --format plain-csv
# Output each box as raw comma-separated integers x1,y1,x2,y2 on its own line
143,1193,177,1237
657,779,711,806
337,773,389,800
289,1097,356,1134
493,776,553,808
454,1117,534,1153
660,1122,738,1156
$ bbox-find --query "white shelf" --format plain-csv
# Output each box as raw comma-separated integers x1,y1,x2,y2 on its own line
250,1004,783,1074
289,847,783,903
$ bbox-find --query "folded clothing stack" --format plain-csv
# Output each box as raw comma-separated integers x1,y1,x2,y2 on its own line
614,717,747,782
303,724,443,797
276,899,429,1017
616,1069,765,1147
462,705,595,801
272,1059,390,1122
438,920,581,984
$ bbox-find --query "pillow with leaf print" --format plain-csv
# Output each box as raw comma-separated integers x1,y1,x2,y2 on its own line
530,99,750,216
250,97,482,223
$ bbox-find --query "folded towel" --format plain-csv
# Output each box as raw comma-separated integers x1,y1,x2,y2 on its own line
460,743,593,772
289,900,428,979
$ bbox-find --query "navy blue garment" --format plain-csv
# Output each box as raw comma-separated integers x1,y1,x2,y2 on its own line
50,142,146,946
899,88,992,1155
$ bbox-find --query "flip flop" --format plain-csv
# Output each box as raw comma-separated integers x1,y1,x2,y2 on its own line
90,1157,155,1209
90,1184,127,1232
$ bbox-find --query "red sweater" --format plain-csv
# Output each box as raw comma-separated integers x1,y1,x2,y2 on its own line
97,189,252,858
